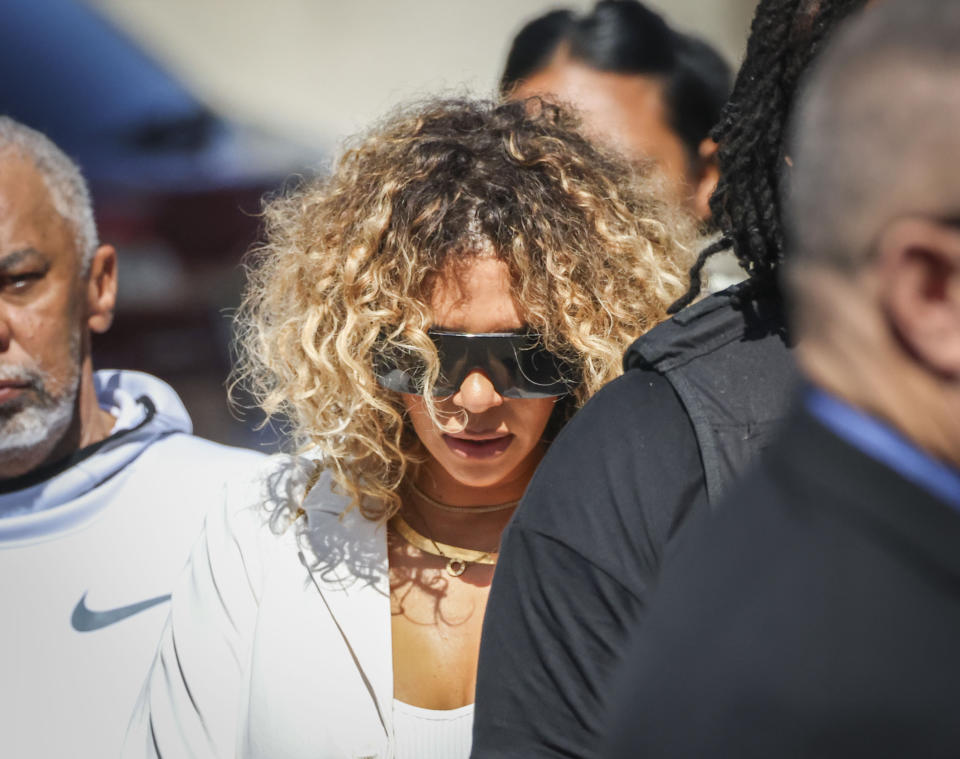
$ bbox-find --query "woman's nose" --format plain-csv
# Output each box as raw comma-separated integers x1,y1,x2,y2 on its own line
452,369,504,413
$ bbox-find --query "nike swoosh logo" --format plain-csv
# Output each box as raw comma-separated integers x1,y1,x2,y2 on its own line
70,591,171,632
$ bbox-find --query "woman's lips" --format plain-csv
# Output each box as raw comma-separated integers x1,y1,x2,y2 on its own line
442,433,514,459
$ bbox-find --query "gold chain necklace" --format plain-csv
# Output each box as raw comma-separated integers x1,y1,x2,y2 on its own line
389,512,496,577
408,480,520,514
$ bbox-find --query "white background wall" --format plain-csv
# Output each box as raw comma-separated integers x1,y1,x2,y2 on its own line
90,0,757,152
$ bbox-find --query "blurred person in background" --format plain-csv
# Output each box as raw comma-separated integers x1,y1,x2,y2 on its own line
125,97,693,759
606,1,960,754
472,2,868,757
0,117,264,757
501,0,732,223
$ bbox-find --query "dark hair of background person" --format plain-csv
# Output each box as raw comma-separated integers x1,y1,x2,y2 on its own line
499,1,732,165
671,0,868,312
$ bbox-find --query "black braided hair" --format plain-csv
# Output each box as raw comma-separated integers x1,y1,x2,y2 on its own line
669,0,867,313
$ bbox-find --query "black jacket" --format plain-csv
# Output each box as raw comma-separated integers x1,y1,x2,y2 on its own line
473,285,796,758
605,406,960,758
627,283,795,504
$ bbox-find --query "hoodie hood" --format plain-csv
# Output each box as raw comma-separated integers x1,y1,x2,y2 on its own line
0,370,194,541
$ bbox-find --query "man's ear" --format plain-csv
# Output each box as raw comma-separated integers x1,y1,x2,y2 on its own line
691,137,720,222
878,218,960,377
86,244,117,334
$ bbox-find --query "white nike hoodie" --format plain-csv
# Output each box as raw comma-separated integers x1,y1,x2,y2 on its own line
0,370,265,759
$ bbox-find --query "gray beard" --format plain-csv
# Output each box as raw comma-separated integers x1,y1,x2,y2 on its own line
0,335,81,467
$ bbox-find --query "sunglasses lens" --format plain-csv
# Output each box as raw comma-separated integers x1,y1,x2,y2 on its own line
433,331,575,398
502,340,574,398
372,336,463,396
374,331,575,398
372,342,423,394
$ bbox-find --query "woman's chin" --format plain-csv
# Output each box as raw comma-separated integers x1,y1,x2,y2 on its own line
431,452,539,494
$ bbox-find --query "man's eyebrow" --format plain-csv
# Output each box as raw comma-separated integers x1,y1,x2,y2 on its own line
0,248,49,272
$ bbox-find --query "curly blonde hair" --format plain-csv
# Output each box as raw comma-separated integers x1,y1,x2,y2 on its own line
235,97,693,520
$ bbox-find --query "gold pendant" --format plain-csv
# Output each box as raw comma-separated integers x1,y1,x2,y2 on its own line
446,559,467,577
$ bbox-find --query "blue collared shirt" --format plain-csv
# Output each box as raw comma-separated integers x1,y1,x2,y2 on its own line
806,388,960,511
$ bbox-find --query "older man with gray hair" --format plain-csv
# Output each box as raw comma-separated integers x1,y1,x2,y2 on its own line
602,0,960,755
0,117,264,757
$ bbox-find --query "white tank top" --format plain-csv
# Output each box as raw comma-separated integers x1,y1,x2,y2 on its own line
392,699,474,759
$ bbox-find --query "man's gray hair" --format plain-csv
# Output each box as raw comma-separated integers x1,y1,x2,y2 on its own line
0,116,98,272
787,0,960,272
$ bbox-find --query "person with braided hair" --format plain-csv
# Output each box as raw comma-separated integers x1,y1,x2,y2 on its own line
674,0,867,310
472,2,867,758
606,1,960,753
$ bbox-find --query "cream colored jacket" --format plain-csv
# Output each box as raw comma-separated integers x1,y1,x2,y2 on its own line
124,456,398,759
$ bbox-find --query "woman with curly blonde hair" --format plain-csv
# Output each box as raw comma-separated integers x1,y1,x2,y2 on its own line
126,97,691,759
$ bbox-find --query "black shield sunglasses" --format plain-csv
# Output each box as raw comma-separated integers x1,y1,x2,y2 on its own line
373,330,578,399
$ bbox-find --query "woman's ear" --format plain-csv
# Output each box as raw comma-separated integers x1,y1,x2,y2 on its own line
690,138,720,222
86,244,117,334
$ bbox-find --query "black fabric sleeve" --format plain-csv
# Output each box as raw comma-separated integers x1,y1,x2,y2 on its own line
472,369,707,759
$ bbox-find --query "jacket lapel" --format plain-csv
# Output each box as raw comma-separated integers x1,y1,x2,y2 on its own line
773,407,960,580
298,475,394,740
